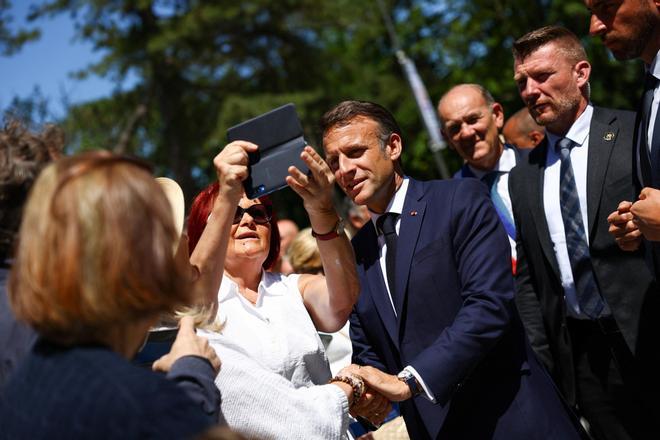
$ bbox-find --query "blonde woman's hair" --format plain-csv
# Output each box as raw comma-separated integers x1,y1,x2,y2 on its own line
175,303,224,332
9,151,190,344
287,228,323,275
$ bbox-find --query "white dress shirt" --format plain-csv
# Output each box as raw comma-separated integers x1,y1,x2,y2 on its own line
368,176,435,402
466,145,518,259
543,104,593,319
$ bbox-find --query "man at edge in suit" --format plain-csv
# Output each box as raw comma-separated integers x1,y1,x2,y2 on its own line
584,1,660,270
319,100,583,439
509,25,658,440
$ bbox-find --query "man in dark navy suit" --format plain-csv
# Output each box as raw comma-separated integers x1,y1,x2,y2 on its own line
319,100,583,440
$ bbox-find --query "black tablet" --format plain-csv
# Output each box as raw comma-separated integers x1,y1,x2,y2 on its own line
227,103,309,199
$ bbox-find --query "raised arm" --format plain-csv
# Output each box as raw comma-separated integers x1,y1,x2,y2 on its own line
188,141,257,304
287,146,360,333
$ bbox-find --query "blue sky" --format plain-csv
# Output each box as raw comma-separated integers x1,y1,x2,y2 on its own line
0,2,118,119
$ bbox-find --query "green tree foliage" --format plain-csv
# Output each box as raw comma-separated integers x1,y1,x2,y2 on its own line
0,0,40,55
412,0,643,116
1,0,646,225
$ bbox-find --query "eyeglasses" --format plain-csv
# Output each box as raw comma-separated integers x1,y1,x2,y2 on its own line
233,204,272,225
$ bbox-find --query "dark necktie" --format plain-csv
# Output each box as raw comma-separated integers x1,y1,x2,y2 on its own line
557,138,607,319
377,213,400,313
639,72,658,186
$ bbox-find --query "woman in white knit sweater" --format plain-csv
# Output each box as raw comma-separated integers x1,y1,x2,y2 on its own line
187,141,389,439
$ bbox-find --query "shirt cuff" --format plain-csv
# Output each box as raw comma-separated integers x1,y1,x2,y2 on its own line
404,365,436,403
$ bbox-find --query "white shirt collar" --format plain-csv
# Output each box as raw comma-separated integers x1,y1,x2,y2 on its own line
218,270,284,303
649,49,660,81
546,104,593,152
369,176,410,232
467,144,516,179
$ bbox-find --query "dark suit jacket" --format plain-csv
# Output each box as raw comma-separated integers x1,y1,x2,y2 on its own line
350,178,582,440
632,79,660,281
0,260,37,388
509,106,659,405
0,339,221,438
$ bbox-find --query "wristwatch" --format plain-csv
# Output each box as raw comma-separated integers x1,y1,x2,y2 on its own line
397,369,422,398
311,218,345,241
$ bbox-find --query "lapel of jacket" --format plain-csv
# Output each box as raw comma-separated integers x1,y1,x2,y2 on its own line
359,222,400,347
395,179,426,333
527,139,562,280
586,107,617,235
507,142,523,164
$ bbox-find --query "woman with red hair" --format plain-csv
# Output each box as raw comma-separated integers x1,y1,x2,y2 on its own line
185,141,387,438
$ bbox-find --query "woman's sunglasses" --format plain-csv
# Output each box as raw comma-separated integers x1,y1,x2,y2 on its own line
233,204,272,225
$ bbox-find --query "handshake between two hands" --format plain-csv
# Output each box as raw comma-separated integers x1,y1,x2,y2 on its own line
333,364,412,427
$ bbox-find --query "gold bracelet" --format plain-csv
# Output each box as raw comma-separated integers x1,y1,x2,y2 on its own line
330,374,365,406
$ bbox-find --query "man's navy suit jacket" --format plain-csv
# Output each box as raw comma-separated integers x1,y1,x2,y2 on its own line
350,177,580,440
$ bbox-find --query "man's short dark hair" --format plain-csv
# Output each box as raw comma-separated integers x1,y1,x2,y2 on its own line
512,25,587,64
320,100,403,147
0,120,63,259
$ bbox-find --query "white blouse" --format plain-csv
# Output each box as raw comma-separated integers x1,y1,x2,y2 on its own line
201,332,349,440
213,270,332,387
199,271,350,439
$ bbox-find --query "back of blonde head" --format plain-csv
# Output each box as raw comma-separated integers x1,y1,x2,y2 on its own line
287,228,323,275
9,151,189,344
